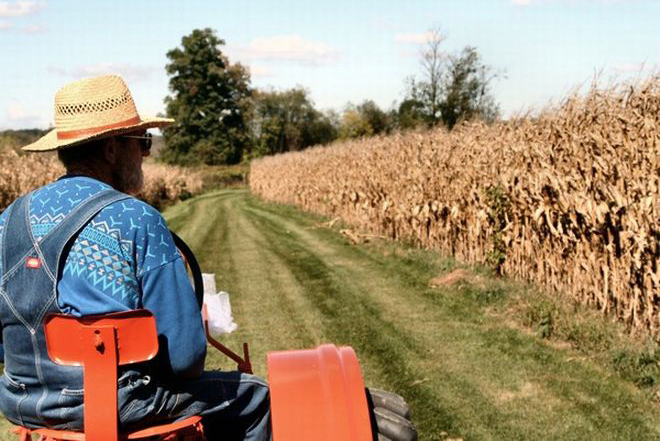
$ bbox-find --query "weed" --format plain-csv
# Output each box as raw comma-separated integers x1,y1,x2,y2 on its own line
612,346,660,389
483,185,511,275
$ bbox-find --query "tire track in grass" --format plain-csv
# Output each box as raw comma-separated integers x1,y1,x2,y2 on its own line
164,191,326,374
214,194,326,354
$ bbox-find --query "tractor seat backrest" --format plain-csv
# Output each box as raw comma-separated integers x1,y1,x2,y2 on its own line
43,309,159,441
44,309,158,366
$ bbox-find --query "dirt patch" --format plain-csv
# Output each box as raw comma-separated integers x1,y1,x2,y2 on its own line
429,269,484,289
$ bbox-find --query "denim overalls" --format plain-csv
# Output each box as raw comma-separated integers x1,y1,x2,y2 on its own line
0,188,272,439
0,189,128,428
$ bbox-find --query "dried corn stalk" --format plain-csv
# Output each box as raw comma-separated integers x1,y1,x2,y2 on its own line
0,152,204,212
250,76,660,339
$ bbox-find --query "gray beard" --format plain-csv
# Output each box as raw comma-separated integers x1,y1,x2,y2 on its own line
114,162,144,195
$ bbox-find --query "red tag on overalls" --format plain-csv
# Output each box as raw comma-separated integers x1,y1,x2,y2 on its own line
26,257,41,269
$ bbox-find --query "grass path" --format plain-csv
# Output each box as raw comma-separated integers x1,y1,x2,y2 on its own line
164,190,660,441
2,188,657,440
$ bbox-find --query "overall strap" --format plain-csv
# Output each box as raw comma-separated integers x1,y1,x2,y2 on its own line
2,193,33,279
36,189,131,280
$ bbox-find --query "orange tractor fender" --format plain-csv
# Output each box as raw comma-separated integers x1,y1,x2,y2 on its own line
267,345,373,441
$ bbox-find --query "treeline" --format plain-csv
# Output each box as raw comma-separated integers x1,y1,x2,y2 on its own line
160,28,499,165
0,129,48,151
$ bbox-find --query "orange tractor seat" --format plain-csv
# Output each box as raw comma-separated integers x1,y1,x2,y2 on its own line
13,309,205,441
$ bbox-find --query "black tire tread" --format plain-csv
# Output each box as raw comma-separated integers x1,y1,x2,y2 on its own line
374,407,417,441
366,388,417,441
367,388,412,419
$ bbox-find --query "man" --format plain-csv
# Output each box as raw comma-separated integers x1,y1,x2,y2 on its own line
0,75,271,440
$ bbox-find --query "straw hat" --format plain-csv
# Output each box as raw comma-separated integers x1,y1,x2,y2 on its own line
22,74,174,152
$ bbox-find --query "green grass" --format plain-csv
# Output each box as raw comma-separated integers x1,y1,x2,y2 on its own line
2,188,658,440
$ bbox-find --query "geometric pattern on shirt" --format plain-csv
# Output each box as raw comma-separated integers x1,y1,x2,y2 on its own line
61,220,139,304
63,238,139,304
30,212,67,239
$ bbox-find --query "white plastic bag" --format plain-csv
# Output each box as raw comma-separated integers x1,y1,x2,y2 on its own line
202,273,238,335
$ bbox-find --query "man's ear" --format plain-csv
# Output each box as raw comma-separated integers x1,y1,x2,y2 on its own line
101,137,119,165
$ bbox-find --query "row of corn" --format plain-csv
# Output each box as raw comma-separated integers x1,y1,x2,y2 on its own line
250,77,659,338
0,150,204,212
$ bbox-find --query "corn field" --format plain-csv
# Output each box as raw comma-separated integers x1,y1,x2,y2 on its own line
0,150,204,211
250,77,660,338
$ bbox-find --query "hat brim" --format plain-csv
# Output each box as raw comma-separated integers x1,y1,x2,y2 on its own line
21,116,174,152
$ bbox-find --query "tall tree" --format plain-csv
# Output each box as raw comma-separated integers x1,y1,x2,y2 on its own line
418,29,446,125
439,46,500,129
161,28,251,165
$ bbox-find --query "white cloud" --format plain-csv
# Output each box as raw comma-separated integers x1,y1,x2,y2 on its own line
0,1,44,18
48,63,158,83
511,0,533,5
393,32,434,44
0,19,10,29
230,36,340,66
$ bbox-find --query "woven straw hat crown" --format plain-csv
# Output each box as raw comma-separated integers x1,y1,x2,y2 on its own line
22,74,173,152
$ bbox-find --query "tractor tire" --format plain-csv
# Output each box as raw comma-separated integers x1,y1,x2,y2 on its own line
368,388,412,419
367,388,418,441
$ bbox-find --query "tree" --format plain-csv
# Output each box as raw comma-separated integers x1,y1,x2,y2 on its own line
418,29,446,125
439,46,500,129
404,29,499,130
403,29,445,127
337,100,392,140
355,100,391,135
338,105,372,139
396,98,425,130
161,28,251,165
248,87,337,156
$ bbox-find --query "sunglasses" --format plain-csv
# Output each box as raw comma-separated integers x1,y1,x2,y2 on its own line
121,133,152,152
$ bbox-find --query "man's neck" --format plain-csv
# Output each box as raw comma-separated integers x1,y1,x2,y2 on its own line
65,164,114,188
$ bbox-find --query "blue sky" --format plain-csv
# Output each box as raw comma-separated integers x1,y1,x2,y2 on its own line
0,0,658,129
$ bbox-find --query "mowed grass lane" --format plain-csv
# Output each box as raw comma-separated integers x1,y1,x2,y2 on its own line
164,189,660,441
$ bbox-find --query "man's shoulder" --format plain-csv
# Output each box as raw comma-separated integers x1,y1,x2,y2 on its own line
99,196,167,237
103,197,162,220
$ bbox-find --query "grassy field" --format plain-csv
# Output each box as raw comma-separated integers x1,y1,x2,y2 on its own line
164,189,660,440
1,188,659,440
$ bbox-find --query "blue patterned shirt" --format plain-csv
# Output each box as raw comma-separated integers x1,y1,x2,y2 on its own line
0,176,206,376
